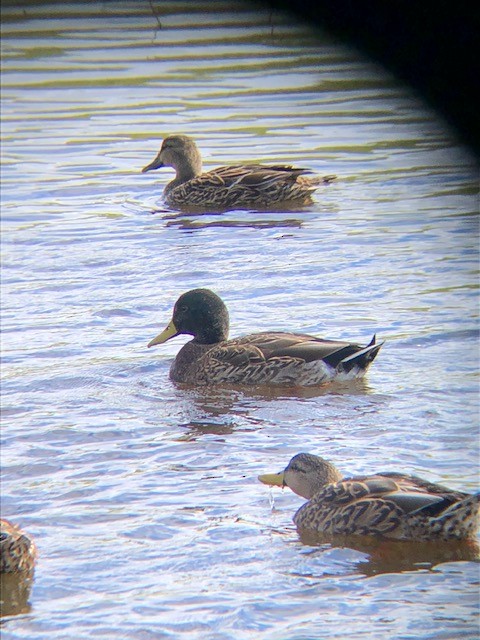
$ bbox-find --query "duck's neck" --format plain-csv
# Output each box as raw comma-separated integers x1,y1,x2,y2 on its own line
170,155,203,189
194,322,228,345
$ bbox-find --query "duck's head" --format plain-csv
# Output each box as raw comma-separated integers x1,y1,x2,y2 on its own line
142,135,202,179
258,453,342,499
148,288,230,348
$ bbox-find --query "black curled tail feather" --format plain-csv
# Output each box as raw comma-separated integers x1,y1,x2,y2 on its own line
337,338,384,374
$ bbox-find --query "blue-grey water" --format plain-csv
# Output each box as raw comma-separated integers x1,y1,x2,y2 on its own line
1,2,479,638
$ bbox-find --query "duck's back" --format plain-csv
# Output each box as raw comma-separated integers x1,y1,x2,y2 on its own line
165,164,334,208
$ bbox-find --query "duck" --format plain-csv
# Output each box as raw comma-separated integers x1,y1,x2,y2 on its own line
258,453,480,541
0,519,37,573
147,288,383,386
141,135,336,209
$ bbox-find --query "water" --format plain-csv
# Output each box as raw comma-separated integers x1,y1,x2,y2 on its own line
1,2,479,638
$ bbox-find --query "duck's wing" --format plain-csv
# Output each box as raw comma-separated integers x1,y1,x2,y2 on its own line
198,341,301,385
199,334,342,385
209,164,313,187
206,343,266,368
207,332,352,367
378,472,470,501
294,478,406,536
168,166,309,195
231,332,379,367
295,476,458,537
206,165,337,194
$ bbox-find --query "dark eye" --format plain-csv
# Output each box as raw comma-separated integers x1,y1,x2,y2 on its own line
0,532,9,542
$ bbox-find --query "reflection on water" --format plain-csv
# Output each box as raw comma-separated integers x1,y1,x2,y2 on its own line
165,216,305,230
1,0,479,638
177,421,237,440
0,573,34,617
297,531,480,577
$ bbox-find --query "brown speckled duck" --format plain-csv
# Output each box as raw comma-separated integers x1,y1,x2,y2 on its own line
0,519,37,573
142,135,335,209
259,453,480,541
147,288,383,387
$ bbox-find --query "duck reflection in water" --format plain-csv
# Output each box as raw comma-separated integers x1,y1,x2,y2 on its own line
297,530,480,576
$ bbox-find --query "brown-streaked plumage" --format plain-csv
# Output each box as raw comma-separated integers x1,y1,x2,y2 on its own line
0,519,37,573
259,453,480,541
142,135,335,209
147,288,383,387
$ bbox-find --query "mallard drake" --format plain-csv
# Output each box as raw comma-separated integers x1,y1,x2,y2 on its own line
147,288,383,386
142,135,336,209
0,519,37,573
259,453,480,541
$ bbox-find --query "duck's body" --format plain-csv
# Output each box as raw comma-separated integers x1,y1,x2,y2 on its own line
147,289,383,387
259,453,480,541
0,519,37,573
142,135,335,209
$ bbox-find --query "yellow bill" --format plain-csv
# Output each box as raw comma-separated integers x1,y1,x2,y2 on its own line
148,319,178,348
258,471,285,487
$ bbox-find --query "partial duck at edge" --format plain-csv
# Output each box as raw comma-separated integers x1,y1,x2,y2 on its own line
0,519,37,573
259,453,480,540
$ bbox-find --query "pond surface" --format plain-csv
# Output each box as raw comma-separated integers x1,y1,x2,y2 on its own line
1,1,479,638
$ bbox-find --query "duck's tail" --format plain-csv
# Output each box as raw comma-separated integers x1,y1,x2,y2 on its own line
321,174,337,184
337,335,384,374
306,174,337,188
428,493,480,540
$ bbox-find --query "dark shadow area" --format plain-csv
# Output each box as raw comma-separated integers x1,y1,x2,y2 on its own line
264,0,479,155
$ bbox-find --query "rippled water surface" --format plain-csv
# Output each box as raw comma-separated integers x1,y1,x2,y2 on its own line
1,2,479,638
